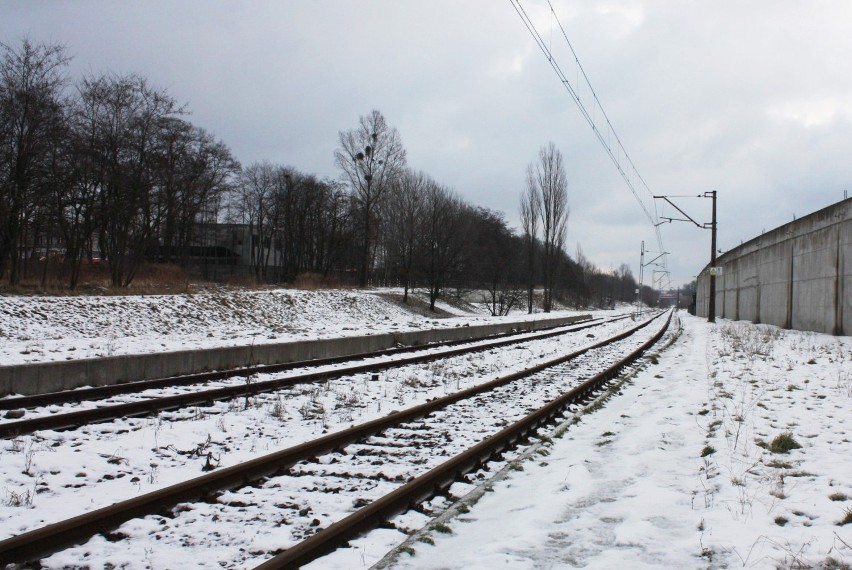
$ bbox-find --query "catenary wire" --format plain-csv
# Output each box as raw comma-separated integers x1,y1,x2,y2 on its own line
509,0,669,287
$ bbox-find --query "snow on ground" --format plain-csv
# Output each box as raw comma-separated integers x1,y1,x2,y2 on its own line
0,318,640,543
368,313,852,570
0,287,596,367
1,289,849,569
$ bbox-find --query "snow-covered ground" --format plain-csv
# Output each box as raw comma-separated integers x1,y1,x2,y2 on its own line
0,287,598,367
0,288,850,569
367,314,852,570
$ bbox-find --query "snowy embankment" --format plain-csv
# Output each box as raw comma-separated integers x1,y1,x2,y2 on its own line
372,314,852,570
0,288,593,367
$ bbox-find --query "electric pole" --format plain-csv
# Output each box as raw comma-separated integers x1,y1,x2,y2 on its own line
653,192,719,323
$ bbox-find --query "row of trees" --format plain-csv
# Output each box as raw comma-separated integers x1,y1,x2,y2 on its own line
0,39,238,288
1,38,655,311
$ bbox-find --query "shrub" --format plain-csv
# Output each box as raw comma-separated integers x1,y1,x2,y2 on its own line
769,432,802,454
700,446,716,457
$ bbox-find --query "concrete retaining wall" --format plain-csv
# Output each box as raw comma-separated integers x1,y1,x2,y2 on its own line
0,314,591,396
696,198,851,335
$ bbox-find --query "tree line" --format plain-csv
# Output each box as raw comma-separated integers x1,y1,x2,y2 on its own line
1,38,655,310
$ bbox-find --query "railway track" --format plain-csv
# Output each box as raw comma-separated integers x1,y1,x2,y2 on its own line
0,314,633,438
0,310,671,568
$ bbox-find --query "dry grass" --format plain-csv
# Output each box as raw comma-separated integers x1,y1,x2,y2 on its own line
290,272,347,290
0,263,357,296
769,432,803,454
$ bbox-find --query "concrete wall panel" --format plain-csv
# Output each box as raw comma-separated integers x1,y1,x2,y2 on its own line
756,240,792,328
842,219,852,335
0,314,591,396
792,226,837,332
697,198,851,335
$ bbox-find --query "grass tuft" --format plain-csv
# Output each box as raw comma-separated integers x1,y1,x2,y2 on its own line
769,432,802,454
700,446,716,458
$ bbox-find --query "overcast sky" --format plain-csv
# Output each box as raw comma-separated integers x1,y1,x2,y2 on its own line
3,1,851,287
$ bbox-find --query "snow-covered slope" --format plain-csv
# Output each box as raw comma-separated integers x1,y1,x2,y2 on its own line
0,288,589,366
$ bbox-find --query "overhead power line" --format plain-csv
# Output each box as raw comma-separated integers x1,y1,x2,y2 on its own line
509,0,669,285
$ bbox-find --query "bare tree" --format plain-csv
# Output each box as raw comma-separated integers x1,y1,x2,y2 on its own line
78,73,183,287
334,109,406,287
420,181,468,311
469,207,522,316
151,120,238,267
528,142,569,312
381,168,425,302
520,178,540,313
235,161,279,281
0,39,70,284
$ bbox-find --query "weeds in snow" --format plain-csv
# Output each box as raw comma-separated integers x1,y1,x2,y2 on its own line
5,487,34,507
269,394,286,420
147,463,159,484
769,432,802,454
7,437,24,453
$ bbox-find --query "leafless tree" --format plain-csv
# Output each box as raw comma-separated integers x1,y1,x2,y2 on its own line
520,177,540,313
151,119,238,267
235,161,279,281
78,73,183,287
469,207,522,316
381,168,426,302
420,181,468,311
527,142,569,312
334,109,406,287
0,39,70,284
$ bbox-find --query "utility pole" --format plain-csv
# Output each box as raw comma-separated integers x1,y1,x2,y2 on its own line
708,190,717,323
653,192,718,323
637,240,668,318
636,241,644,318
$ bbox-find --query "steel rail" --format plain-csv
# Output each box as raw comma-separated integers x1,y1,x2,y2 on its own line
0,315,630,438
255,310,672,569
0,315,606,411
0,311,665,565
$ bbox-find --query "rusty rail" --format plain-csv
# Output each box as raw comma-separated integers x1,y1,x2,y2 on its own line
255,310,672,569
0,311,667,566
0,316,621,438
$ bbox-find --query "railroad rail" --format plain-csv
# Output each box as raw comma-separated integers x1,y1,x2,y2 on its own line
0,310,670,567
0,315,630,438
